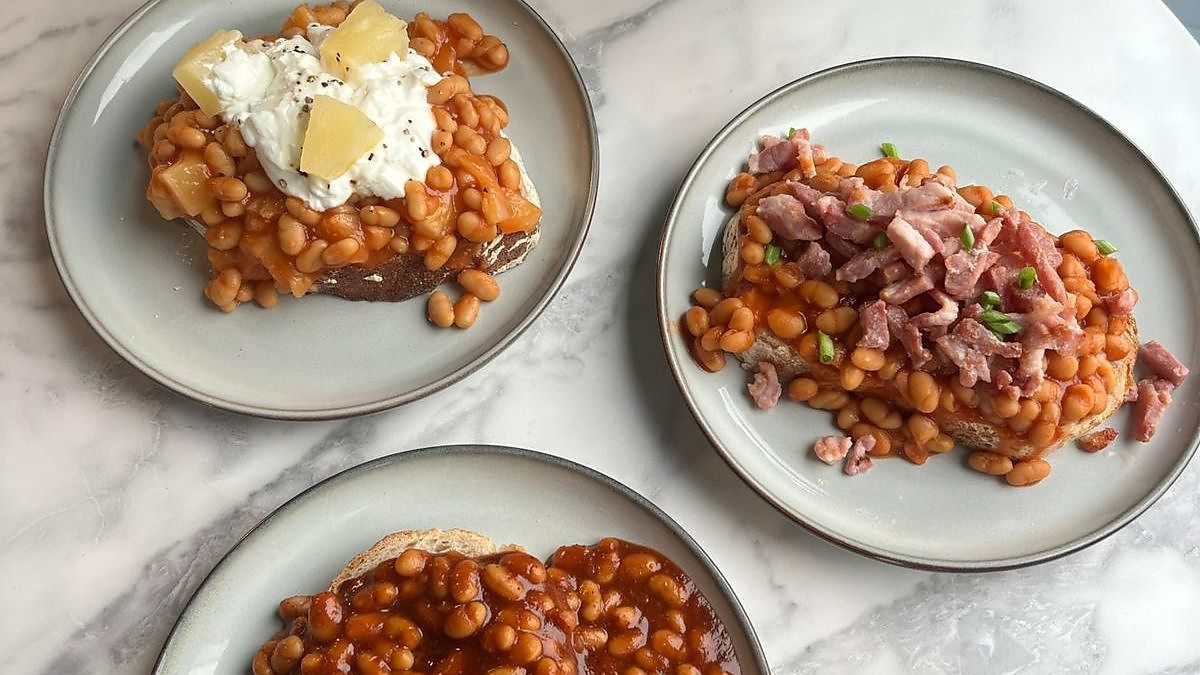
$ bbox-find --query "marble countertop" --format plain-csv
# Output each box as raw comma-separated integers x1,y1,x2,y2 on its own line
5,0,1200,673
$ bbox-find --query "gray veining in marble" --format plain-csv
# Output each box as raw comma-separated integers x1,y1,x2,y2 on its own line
4,1,1200,674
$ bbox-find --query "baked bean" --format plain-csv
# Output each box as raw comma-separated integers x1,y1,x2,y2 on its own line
444,601,487,639
433,107,458,135
904,158,931,187
152,139,177,162
799,280,838,309
1006,459,1052,487
816,306,857,335
461,186,484,211
242,171,273,194
269,634,304,673
766,308,805,339
850,347,885,371
788,377,819,402
968,451,1013,476
740,240,765,265
427,291,455,328
836,402,861,430
699,327,722,353
295,240,328,273
220,200,245,218
840,364,865,391
1061,382,1096,422
689,288,720,310
199,204,225,227
1058,253,1088,279
957,185,993,210
359,205,401,229
725,173,755,208
718,329,754,353
453,294,481,329
908,414,939,445
1092,257,1128,294
454,126,487,155
308,592,345,643
428,78,457,105
251,281,278,309
480,41,509,70
809,171,840,192
481,563,524,601
1060,230,1099,263
277,215,307,256
993,394,1020,419
203,141,235,177
425,235,458,271
167,125,206,149
728,306,754,332
457,210,495,242
708,297,743,325
205,268,241,308
742,264,770,284
453,95,481,129
577,626,609,651
511,632,543,664
1028,422,1056,449
745,215,773,245
1105,334,1132,361
485,137,512,166
204,221,241,251
860,397,902,429
809,389,850,411
855,158,896,189
498,160,522,191
907,371,940,413
1046,352,1079,380
927,433,954,454
361,225,391,251
1078,354,1100,379
648,574,688,607
608,630,647,657
432,130,454,154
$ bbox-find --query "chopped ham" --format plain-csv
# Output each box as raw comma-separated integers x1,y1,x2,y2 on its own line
756,194,823,241
993,369,1014,389
880,271,936,305
897,209,985,238
944,250,1000,300
886,216,936,273
836,247,899,283
1140,340,1190,386
1134,378,1174,442
1016,347,1046,397
1103,288,1139,317
886,306,931,368
936,332,992,387
813,436,852,465
786,180,824,215
863,180,962,218
978,217,1004,247
748,133,812,175
911,290,959,329
796,242,833,279
843,435,876,476
819,196,878,244
1077,427,1119,452
955,318,1022,358
858,300,890,349
1016,220,1067,303
747,362,782,410
876,260,910,284
824,232,862,260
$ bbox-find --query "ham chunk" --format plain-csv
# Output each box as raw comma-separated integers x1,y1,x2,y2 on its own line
954,318,1022,358
824,232,862,260
886,306,931,368
886,216,935,273
748,130,817,177
813,436,852,465
836,247,899,283
796,242,833,279
843,435,876,476
756,194,823,241
1103,288,1139,317
898,209,986,239
1016,220,1067,303
910,290,959,329
936,332,992,387
858,300,890,349
944,250,1000,300
747,362,782,410
880,272,936,305
876,260,910,284
863,180,962,218
1140,340,1190,386
1134,378,1174,442
820,196,878,244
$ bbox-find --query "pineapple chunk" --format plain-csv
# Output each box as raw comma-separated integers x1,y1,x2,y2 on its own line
319,0,409,80
172,30,243,117
154,151,215,218
299,96,384,181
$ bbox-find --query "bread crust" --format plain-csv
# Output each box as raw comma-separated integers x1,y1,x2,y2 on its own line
721,213,1138,460
328,527,526,593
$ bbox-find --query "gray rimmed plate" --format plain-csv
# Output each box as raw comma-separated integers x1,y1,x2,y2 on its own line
657,57,1200,571
45,0,596,419
152,445,769,674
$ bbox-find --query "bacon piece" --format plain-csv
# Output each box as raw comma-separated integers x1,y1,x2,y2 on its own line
897,209,986,238
747,362,782,410
880,271,936,305
934,321,1012,389
876,260,910,284
748,133,811,175
887,306,931,368
1016,347,1046,397
1077,428,1119,452
944,250,1000,300
1140,340,1190,386
911,290,959,330
863,180,962,218
787,180,825,214
843,435,876,476
1134,378,1174,442
978,217,1004,247
886,216,936,273
823,232,862,260
756,194,823,241
836,247,900,283
813,435,852,465
954,318,1022,358
796,242,832,279
858,300,890,349
819,196,878,244
1016,219,1067,303
1103,288,1139,317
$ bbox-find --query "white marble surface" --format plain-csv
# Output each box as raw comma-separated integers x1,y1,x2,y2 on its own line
4,0,1200,673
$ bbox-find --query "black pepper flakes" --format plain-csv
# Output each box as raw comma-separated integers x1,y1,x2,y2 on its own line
368,153,375,161
304,96,313,104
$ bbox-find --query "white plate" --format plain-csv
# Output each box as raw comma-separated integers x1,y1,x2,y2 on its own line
152,445,769,674
45,0,596,419
657,57,1200,570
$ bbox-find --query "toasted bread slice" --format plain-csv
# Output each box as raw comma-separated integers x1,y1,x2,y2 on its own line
328,527,526,592
721,213,1138,460
185,139,540,303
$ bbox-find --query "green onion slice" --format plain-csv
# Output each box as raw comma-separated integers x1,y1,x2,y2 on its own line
881,142,899,158
960,222,975,251
1018,266,1037,290
764,243,782,266
1095,239,1118,255
980,290,1002,309
980,308,1022,336
787,127,797,138
873,232,889,250
848,203,873,220
818,331,835,364
991,200,1004,214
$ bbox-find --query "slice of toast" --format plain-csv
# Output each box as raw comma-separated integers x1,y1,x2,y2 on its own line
721,212,1138,460
328,527,523,592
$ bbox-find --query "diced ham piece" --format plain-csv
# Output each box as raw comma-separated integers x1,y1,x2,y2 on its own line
886,306,931,368
1103,288,1139,317
955,318,1023,358
1016,347,1046,397
824,233,862,260
843,435,876,476
1016,220,1067,303
1140,340,1190,386
876,261,910,284
944,250,1001,300
748,131,814,176
993,369,1014,389
756,195,823,241
858,300,890,349
911,290,959,329
748,362,782,410
886,216,936,273
880,272,936,305
820,196,878,244
787,180,824,215
1134,378,1174,442
898,209,986,238
863,180,962,218
836,247,900,283
919,228,946,256
978,217,1004,247
796,242,833,279
935,332,992,387
1077,428,1119,452
813,436,852,465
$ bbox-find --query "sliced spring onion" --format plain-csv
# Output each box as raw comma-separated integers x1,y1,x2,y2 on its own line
960,222,975,250
1018,266,1037,290
818,331,835,364
764,243,782,266
1095,239,1118,255
873,232,890,250
991,200,1004,214
881,142,899,158
980,307,1022,336
980,290,1002,309
787,127,797,138
848,203,874,220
